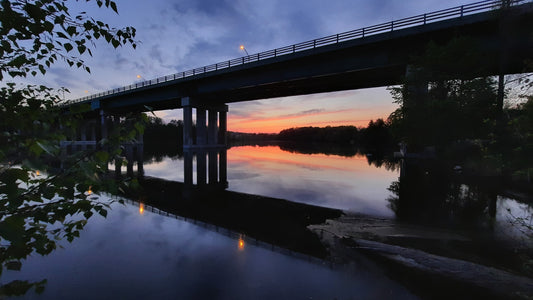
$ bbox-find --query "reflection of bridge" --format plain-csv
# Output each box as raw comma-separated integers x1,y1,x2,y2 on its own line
123,176,342,258
115,148,228,188
124,198,331,265
64,1,533,149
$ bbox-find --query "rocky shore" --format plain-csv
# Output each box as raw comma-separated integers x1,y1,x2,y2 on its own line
309,213,533,299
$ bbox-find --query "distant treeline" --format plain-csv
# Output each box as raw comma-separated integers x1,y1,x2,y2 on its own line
277,120,395,151
143,117,183,156
143,115,396,153
228,120,396,152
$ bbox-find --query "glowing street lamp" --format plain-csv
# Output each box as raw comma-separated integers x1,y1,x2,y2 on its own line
136,74,142,79
239,45,249,56
238,235,245,250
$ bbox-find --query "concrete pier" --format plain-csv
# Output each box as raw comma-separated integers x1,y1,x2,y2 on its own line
183,148,228,188
181,97,228,149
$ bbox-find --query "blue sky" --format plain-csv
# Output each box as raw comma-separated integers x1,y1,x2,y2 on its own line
25,0,486,132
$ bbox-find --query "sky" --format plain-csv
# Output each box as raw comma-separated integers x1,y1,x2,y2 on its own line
24,0,487,133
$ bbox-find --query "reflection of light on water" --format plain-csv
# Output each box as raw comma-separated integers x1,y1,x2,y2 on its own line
496,197,533,244
139,203,145,215
238,235,245,251
36,170,40,176
87,186,92,195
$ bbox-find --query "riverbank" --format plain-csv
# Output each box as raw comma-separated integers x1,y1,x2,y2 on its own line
309,213,533,299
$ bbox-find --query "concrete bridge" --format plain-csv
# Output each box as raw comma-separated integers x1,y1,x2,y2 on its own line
63,0,533,182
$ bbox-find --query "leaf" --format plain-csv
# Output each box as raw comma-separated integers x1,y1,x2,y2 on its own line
43,21,54,32
94,151,109,163
77,45,86,55
0,215,25,242
110,1,118,13
63,43,73,52
66,26,77,36
9,55,27,68
56,31,68,39
36,141,56,156
111,39,120,48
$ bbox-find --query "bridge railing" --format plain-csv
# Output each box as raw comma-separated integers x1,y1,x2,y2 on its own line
67,0,528,105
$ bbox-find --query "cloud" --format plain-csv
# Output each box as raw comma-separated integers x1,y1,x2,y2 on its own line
280,109,326,118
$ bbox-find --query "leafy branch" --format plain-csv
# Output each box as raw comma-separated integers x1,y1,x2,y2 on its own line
0,0,138,80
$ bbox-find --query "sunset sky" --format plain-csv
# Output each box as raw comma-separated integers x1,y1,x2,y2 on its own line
22,0,484,133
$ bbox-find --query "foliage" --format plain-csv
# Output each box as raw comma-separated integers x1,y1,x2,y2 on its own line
278,126,360,145
0,0,137,80
359,118,395,152
387,36,533,179
0,0,139,296
387,37,499,151
501,96,533,179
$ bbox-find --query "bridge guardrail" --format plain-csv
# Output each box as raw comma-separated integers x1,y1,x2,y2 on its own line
66,0,527,105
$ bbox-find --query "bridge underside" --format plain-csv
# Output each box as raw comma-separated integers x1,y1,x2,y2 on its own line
88,4,533,115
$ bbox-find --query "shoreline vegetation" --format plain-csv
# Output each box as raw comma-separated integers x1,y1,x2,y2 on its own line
144,115,533,190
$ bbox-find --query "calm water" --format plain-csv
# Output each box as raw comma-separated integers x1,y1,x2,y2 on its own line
145,145,399,217
4,145,532,299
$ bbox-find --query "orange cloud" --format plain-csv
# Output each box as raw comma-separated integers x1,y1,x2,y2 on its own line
228,108,387,133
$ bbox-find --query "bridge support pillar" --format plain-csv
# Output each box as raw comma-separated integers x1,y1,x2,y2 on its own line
181,97,228,149
197,108,207,146
219,109,227,145
208,109,218,145
99,109,108,142
183,148,228,188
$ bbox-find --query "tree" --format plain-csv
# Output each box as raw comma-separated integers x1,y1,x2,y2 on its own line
387,37,499,151
0,0,138,296
0,0,137,80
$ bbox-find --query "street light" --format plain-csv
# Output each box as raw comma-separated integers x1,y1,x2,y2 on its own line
239,45,249,56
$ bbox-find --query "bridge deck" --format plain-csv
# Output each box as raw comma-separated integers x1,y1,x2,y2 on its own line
66,0,533,113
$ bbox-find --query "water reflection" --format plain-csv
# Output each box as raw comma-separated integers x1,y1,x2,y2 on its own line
142,145,401,216
124,175,341,258
385,159,533,276
2,200,416,300
390,160,503,228
5,143,532,299
142,144,533,239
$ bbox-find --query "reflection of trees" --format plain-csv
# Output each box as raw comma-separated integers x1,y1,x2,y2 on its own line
387,160,498,227
276,142,401,170
143,143,183,164
365,153,400,172
278,142,361,157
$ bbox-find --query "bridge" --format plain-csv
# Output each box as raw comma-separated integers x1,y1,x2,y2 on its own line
62,0,533,182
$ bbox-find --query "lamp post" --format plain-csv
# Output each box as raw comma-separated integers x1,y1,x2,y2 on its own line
239,45,249,56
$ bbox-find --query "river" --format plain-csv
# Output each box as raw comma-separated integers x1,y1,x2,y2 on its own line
3,144,532,299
